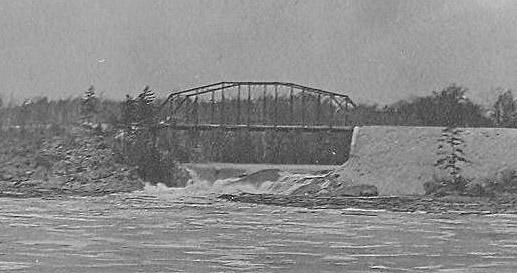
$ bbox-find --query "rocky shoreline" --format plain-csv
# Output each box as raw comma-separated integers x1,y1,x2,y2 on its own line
2,127,517,216
0,127,144,198
218,193,517,215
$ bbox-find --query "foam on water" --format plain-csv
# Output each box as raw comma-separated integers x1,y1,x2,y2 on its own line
142,167,321,198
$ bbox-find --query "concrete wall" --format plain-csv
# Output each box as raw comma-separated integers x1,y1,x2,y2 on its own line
333,126,517,196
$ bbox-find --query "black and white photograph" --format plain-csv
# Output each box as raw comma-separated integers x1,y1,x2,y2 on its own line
1,0,517,272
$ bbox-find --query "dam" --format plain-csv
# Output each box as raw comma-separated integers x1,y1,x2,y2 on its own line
182,126,517,196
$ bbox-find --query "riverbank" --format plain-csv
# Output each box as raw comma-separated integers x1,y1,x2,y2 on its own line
0,126,144,198
2,125,517,216
218,193,517,215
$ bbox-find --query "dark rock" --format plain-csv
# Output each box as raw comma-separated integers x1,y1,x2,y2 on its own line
312,170,333,176
227,169,281,187
331,184,379,197
218,193,517,214
465,183,486,197
423,180,444,195
32,166,51,181
0,173,14,181
290,178,325,196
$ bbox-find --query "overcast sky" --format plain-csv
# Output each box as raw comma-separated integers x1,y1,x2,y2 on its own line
1,0,517,105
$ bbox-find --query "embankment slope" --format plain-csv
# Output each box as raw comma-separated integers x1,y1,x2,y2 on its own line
334,126,517,195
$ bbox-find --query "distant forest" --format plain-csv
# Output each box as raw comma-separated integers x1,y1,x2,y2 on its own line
1,84,516,164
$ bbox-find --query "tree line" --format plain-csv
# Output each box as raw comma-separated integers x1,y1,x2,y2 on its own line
1,83,517,165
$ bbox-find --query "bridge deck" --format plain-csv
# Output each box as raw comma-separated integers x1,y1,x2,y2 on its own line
161,123,354,132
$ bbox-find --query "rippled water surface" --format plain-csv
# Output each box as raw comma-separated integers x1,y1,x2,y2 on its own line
1,188,517,272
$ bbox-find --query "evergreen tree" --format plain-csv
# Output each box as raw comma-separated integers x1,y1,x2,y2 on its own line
120,95,138,132
118,86,166,183
135,86,157,127
435,126,470,190
81,85,98,124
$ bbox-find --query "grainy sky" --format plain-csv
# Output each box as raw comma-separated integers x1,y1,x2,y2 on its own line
1,0,517,104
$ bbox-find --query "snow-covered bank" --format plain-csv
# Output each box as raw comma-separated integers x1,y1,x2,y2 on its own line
332,126,517,195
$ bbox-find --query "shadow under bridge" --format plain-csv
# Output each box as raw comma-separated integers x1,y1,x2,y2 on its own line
158,82,357,164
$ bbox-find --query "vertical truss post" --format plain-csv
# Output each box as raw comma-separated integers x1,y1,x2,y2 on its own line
301,88,306,125
317,94,321,125
274,83,278,126
221,83,225,125
184,96,190,124
345,99,349,125
193,94,199,149
247,85,251,126
289,86,294,124
237,84,241,124
330,95,335,127
194,91,199,126
263,84,267,125
211,89,215,124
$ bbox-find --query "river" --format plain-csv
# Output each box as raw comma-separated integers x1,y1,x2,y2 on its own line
1,184,517,273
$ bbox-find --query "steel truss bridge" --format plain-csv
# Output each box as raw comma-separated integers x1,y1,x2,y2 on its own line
160,82,356,132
